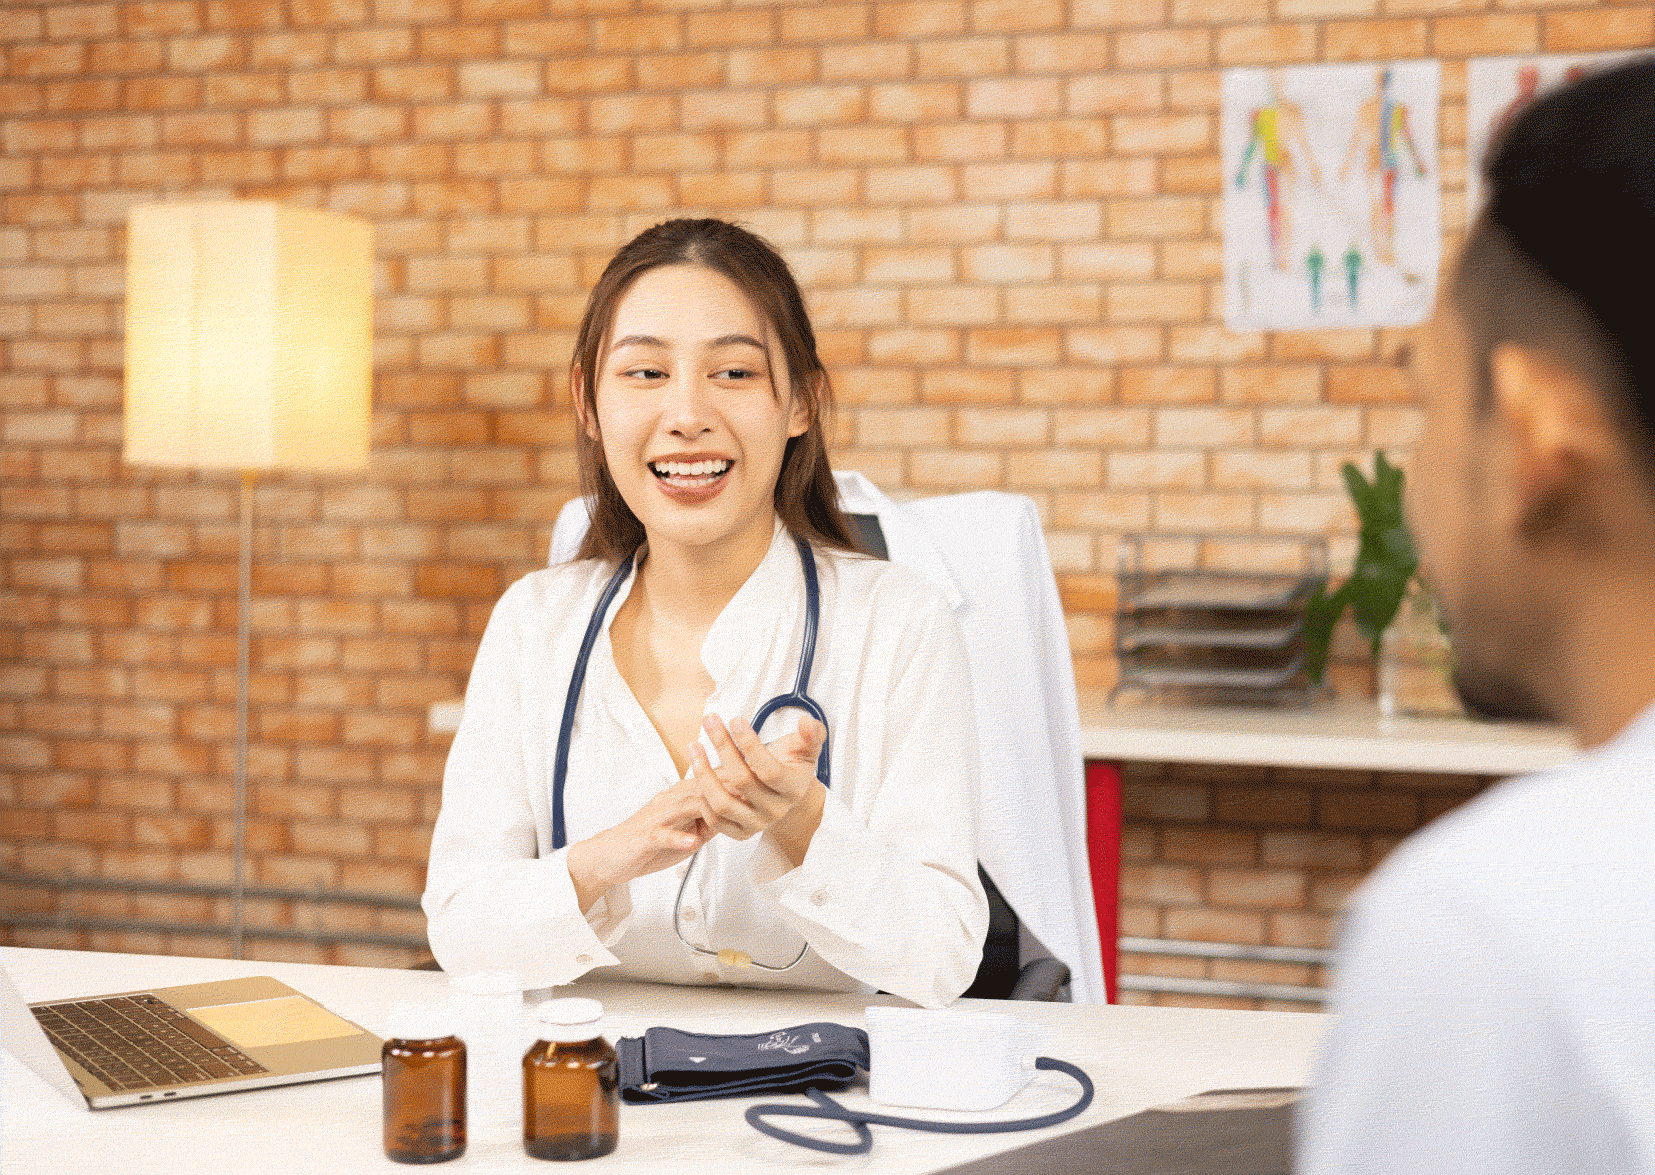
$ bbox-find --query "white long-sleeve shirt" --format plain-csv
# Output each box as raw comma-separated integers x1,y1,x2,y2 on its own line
1297,702,1655,1172
422,521,989,1008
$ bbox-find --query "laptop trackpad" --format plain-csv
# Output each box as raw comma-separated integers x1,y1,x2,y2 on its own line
188,996,362,1050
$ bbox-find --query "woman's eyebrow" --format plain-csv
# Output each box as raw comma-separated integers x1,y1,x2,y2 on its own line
709,334,766,350
609,334,667,351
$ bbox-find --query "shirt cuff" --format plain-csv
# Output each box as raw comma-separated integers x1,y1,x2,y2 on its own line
751,793,868,921
434,850,626,993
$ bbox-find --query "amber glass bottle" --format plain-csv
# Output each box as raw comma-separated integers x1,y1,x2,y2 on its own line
382,1013,466,1165
522,999,618,1161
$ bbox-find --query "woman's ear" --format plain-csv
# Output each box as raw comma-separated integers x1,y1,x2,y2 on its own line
571,366,600,443
787,373,821,440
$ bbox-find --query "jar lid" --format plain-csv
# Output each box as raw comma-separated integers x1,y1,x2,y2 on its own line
380,1000,460,1043
535,997,604,1043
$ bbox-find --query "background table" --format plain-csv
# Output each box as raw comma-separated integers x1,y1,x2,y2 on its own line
1075,691,1578,1003
3,946,1326,1174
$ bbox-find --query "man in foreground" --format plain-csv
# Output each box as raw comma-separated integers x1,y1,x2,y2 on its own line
1298,60,1655,1171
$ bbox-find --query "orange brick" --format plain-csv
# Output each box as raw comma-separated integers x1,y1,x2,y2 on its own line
781,3,870,41
913,121,999,161
727,48,816,88
1325,18,1428,60
1065,325,1163,365
687,9,774,47
635,51,721,90
775,84,864,125
208,0,288,28
1544,8,1653,52
1215,23,1318,65
875,1,967,38
968,76,1062,119
1108,282,1205,323
1326,364,1411,404
1115,27,1210,68
680,89,768,129
967,328,1062,366
869,81,960,122
125,1,201,34
502,18,583,56
1118,365,1215,404
914,36,1007,79
1432,13,1539,56
1112,112,1210,155
973,0,1062,30
1067,73,1162,116
920,368,1017,404
1220,365,1322,404
819,125,908,163
290,0,369,26
592,13,680,52
1072,0,1165,25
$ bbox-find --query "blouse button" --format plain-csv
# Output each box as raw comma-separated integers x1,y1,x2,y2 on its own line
679,906,697,921
810,890,829,906
576,954,593,965
701,971,719,983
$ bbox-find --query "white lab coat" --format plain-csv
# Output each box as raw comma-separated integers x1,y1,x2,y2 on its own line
831,474,1106,1005
422,520,989,1009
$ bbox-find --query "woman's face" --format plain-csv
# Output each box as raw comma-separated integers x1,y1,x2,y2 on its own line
585,263,810,557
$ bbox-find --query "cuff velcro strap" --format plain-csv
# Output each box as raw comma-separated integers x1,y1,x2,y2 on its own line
616,1022,869,1105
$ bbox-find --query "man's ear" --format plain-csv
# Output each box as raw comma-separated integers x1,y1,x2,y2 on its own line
571,366,600,443
1489,343,1617,540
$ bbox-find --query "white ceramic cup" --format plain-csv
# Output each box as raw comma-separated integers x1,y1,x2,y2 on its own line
865,1006,1043,1112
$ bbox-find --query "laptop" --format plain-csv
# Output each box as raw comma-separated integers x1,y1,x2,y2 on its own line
933,1088,1299,1175
2,963,383,1109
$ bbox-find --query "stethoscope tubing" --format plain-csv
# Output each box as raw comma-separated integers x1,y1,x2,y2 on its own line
552,536,830,972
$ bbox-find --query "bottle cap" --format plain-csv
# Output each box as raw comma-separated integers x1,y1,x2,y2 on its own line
380,1000,461,1044
535,997,604,1043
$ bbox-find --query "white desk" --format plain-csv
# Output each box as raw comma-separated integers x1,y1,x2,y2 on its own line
1076,690,1577,776
1,947,1326,1174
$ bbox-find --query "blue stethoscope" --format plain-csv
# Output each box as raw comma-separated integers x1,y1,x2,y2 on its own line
551,536,830,971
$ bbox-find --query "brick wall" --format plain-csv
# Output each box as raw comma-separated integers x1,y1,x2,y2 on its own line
1117,760,1491,1009
2,0,1646,968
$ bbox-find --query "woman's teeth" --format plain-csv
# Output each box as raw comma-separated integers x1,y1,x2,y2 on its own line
650,459,732,486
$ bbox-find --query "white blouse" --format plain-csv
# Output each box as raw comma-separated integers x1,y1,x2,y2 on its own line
421,521,989,1008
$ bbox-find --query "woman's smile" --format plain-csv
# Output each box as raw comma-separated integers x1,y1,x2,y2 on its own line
649,453,736,503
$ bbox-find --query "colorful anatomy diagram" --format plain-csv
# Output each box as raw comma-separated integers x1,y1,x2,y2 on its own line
1223,61,1440,332
1339,68,1426,268
1234,75,1322,274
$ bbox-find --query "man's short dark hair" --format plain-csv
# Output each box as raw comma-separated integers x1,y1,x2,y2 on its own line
1451,58,1655,478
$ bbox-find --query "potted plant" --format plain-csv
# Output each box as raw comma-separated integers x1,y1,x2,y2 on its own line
1304,451,1421,686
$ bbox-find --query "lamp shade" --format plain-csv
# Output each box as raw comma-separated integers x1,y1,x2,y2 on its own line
123,200,374,471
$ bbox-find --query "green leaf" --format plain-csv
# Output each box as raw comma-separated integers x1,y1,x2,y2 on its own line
1305,450,1421,672
1302,578,1348,684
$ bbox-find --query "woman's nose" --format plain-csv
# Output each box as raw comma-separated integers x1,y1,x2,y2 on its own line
661,375,716,436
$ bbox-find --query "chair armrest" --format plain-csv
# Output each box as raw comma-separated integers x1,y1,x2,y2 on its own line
1008,957,1070,1002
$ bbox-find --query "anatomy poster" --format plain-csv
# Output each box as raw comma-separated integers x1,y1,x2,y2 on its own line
1223,62,1440,332
1466,51,1651,221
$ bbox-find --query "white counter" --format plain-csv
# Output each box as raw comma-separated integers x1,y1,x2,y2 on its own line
1076,689,1577,777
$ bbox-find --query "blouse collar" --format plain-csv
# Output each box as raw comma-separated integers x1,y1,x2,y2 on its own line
602,516,803,691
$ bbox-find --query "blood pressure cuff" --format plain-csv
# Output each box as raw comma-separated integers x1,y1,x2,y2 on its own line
615,1022,869,1105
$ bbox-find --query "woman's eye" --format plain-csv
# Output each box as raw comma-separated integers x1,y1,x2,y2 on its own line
716,368,757,380
625,367,667,380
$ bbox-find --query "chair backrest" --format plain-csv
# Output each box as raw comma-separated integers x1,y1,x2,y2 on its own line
546,472,1104,1004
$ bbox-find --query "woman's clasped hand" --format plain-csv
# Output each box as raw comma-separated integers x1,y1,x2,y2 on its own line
566,716,828,914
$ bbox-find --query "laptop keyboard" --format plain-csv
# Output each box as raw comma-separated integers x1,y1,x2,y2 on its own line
31,994,268,1092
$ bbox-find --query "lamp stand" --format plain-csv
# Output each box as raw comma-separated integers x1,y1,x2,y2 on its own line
233,470,256,959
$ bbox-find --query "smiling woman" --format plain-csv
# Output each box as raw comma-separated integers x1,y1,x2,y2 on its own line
420,219,990,1008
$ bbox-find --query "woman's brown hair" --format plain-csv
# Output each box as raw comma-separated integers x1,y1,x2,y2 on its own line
571,218,858,563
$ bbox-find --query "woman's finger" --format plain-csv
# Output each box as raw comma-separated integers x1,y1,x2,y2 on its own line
697,787,756,840
722,716,795,794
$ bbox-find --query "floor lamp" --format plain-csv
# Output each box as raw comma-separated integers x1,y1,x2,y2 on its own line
122,201,374,959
